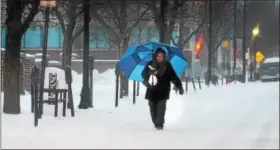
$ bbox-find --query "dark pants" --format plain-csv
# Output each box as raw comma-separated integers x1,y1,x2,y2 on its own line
148,100,167,127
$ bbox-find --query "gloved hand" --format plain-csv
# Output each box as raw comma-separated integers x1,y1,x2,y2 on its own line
149,69,157,75
179,87,184,95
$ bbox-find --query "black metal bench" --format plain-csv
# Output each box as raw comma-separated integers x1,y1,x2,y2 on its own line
31,66,75,127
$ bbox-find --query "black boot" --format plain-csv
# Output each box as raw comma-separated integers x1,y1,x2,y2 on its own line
155,124,164,130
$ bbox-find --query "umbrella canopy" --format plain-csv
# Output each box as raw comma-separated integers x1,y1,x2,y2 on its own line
117,42,189,81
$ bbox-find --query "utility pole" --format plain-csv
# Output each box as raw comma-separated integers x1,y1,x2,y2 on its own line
38,5,50,118
159,0,167,43
233,0,237,80
79,0,91,109
207,0,212,86
242,0,247,83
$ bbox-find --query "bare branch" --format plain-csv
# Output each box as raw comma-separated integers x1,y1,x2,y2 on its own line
127,6,149,33
107,0,120,26
19,0,40,36
53,6,66,35
72,26,84,40
90,9,117,36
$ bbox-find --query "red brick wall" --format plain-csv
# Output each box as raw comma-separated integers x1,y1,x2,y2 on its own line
1,52,35,93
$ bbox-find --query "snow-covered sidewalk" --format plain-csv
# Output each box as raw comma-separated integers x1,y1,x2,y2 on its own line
1,69,279,149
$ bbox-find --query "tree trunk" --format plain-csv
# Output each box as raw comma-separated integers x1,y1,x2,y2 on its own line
62,2,76,67
3,33,21,114
3,0,24,114
159,0,168,43
119,0,129,98
207,0,213,86
3,0,39,114
120,36,129,97
242,0,247,83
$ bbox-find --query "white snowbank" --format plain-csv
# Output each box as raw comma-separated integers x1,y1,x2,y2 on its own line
34,53,50,57
59,53,78,57
48,60,61,64
25,54,35,58
72,59,82,62
263,57,280,63
35,59,42,62
94,59,119,62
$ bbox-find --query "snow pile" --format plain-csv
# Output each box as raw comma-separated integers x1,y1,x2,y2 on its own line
34,53,50,58
59,53,78,57
35,58,42,62
93,68,115,85
48,60,61,64
25,54,35,58
263,57,280,63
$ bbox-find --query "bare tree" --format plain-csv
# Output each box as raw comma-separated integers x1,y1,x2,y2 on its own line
3,0,40,114
90,0,149,97
143,0,188,44
201,1,237,69
171,1,207,50
52,0,84,67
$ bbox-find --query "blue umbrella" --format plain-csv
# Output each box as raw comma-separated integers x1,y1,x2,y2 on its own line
117,42,189,81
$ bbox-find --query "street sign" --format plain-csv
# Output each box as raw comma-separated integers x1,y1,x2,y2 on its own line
222,40,229,48
255,51,265,63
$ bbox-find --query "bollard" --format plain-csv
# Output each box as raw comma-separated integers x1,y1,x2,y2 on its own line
133,81,136,105
31,67,39,127
197,76,201,90
89,55,94,107
31,85,35,113
34,85,39,127
192,77,196,91
115,65,120,107
185,76,188,93
136,82,140,96
31,67,38,113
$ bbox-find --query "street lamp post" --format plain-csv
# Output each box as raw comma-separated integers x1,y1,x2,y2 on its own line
38,0,56,118
252,25,260,81
222,40,229,75
233,0,237,82
79,0,92,109
242,0,247,83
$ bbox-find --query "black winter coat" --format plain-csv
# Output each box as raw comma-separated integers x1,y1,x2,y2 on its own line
141,60,183,101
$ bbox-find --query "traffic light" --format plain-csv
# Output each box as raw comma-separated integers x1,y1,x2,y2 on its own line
194,33,203,59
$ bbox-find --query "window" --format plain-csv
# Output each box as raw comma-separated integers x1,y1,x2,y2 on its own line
60,29,64,48
1,27,6,48
171,29,178,46
98,29,108,49
89,28,98,49
47,27,60,48
149,28,159,42
24,27,42,48
2,27,26,48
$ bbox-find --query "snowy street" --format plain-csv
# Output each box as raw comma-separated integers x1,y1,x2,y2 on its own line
1,70,279,149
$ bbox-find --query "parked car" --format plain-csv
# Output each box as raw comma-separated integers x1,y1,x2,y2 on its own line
260,57,279,82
